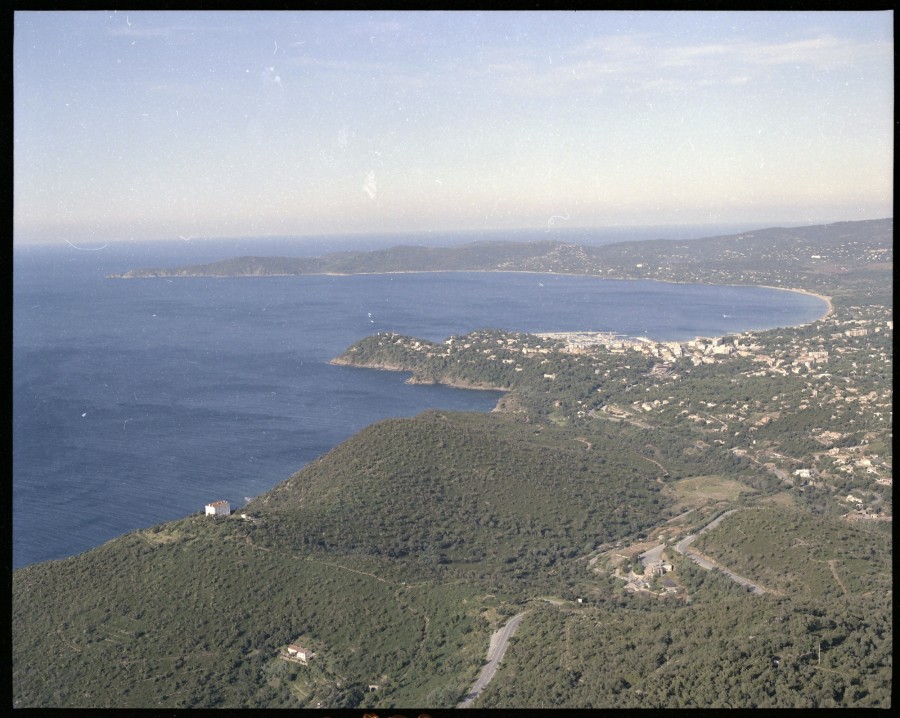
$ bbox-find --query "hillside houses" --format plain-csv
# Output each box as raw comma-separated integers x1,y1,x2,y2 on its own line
343,302,891,520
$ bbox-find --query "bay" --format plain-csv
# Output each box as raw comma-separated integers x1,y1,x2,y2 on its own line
12,235,827,568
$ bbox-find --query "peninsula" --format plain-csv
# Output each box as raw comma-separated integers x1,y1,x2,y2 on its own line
106,219,890,309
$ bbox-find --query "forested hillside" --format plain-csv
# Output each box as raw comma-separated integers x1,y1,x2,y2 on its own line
13,410,892,708
250,412,667,578
16,219,892,708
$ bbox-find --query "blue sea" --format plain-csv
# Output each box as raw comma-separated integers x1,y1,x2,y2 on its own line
13,230,828,568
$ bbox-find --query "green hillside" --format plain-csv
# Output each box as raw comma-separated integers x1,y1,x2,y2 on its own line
17,219,892,708
14,520,522,708
478,500,892,708
12,412,667,708
478,588,892,708
690,504,892,598
249,412,667,578
13,410,892,708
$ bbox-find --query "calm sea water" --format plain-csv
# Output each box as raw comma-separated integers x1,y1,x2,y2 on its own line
13,233,827,568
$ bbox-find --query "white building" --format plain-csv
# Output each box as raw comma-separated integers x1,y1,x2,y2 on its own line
287,644,315,664
205,500,231,517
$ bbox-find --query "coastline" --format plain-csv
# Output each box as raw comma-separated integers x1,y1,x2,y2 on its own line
111,267,835,326
329,357,509,396
325,270,835,403
756,284,833,321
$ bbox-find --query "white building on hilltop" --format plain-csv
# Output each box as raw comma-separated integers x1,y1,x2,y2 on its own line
205,500,231,517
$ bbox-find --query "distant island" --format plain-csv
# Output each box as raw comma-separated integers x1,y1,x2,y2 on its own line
16,218,892,709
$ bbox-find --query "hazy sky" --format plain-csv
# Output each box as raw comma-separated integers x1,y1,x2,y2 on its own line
14,10,893,245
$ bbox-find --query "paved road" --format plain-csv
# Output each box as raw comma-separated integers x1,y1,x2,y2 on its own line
715,564,766,594
675,509,737,554
457,611,527,708
674,510,765,594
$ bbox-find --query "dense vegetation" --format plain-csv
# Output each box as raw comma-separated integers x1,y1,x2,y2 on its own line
479,587,892,708
17,219,892,708
12,514,493,708
250,412,668,582
690,504,892,598
475,501,891,708
12,412,667,708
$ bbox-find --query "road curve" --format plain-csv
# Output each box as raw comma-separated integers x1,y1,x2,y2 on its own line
674,509,766,594
675,509,738,554
457,611,527,708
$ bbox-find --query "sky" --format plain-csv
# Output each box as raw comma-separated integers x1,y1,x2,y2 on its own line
13,10,894,245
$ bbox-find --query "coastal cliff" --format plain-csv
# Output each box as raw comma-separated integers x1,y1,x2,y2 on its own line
331,343,511,394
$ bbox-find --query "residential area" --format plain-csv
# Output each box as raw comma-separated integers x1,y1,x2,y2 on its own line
346,300,891,523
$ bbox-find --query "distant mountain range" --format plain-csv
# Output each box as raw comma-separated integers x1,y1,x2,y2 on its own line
107,218,891,279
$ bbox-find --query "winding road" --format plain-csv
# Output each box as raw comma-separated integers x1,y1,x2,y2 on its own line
458,511,765,707
457,611,527,708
